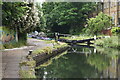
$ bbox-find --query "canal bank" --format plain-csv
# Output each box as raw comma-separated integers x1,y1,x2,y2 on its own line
35,45,120,78
2,38,53,78
19,36,120,78
34,36,120,78
19,41,70,78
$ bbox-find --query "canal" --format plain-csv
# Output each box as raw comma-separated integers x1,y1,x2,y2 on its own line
35,45,120,78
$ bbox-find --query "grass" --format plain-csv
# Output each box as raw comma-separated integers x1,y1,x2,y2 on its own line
44,40,56,44
19,70,36,78
2,41,27,49
32,42,68,55
19,59,36,78
0,44,5,50
60,36,92,40
59,35,105,40
32,47,53,55
95,46,119,59
95,36,120,49
19,60,36,67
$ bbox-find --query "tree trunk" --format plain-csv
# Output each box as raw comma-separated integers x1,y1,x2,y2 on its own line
18,31,27,44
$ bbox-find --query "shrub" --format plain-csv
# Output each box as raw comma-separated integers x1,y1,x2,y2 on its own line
95,36,119,48
111,27,120,35
2,40,26,49
83,12,112,35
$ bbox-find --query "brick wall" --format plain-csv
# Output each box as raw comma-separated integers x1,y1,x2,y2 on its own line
101,29,112,36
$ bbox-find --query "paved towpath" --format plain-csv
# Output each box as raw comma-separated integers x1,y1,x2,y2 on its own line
1,38,53,79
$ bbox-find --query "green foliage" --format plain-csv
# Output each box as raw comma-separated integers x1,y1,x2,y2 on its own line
95,36,119,49
35,51,68,69
32,47,53,55
32,43,68,55
0,44,4,50
60,35,92,40
42,2,96,34
2,40,26,49
0,0,2,4
87,53,110,71
2,2,40,33
2,26,15,34
53,43,68,49
111,27,120,35
19,70,36,78
83,12,112,35
36,53,99,78
96,46,119,58
34,2,46,32
20,60,36,67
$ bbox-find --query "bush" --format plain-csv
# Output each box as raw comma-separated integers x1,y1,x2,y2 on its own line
95,36,119,49
2,40,26,49
111,27,120,35
83,12,111,35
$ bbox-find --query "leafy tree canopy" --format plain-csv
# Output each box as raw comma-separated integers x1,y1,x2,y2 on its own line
42,2,96,34
83,12,112,35
2,2,40,33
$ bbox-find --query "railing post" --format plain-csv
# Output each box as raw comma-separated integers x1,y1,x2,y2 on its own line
94,35,96,40
28,50,33,55
55,32,58,43
87,40,90,46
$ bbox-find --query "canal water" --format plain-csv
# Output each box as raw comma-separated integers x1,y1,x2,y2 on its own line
35,45,120,78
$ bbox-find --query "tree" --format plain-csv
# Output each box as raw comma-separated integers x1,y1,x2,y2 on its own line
2,2,40,42
83,12,112,35
35,2,47,32
42,2,96,34
37,53,100,78
87,53,110,72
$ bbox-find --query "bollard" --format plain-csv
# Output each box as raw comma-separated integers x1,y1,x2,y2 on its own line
28,50,33,55
94,35,96,40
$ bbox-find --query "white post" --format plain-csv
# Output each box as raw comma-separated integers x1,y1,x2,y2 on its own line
16,27,18,42
94,35,96,40
94,48,97,53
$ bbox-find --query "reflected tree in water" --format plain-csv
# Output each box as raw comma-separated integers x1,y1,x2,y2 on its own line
37,53,100,78
87,53,110,71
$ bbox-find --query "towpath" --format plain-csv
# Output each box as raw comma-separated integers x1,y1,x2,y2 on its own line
1,38,53,79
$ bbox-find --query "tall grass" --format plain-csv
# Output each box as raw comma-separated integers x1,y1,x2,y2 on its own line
2,40,27,49
95,36,119,49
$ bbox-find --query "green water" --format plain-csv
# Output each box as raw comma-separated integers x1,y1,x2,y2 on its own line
36,45,120,78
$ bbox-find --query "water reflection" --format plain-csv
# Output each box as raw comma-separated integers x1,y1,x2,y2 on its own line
35,45,120,78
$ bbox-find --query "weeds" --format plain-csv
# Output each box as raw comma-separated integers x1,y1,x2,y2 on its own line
19,70,36,78
32,43,68,55
2,40,26,49
95,36,119,49
19,60,36,67
32,47,53,55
